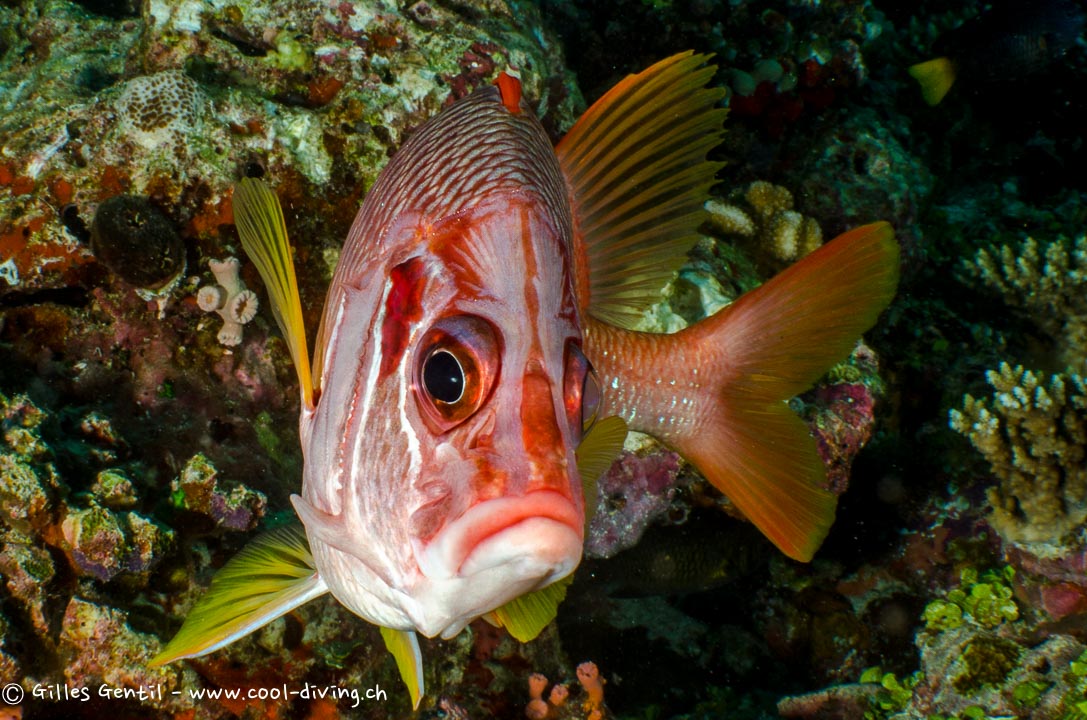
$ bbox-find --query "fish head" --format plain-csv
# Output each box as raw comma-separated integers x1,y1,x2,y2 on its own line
299,186,598,639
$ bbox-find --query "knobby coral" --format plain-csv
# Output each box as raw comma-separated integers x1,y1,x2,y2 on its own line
950,363,1087,546
964,235,1087,369
704,180,823,268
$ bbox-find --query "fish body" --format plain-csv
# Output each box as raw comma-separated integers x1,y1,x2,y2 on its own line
910,0,1085,105
295,85,589,639
154,53,899,707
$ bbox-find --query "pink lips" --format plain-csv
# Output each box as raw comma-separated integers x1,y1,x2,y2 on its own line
416,491,583,580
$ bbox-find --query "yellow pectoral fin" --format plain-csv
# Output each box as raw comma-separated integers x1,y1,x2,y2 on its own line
379,627,424,710
576,415,628,530
150,525,327,666
908,57,956,106
491,574,574,643
233,178,315,408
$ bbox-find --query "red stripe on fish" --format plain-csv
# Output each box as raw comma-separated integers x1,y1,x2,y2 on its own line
495,71,522,114
380,258,426,379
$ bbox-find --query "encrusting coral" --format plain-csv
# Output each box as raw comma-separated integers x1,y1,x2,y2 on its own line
116,70,205,154
704,180,823,268
196,256,259,346
950,363,1087,546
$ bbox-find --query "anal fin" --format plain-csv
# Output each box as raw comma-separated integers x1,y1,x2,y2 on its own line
380,627,424,710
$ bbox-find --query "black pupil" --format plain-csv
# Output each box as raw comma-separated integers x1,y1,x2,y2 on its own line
423,350,464,403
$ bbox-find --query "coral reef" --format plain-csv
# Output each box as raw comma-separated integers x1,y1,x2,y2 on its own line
170,452,267,532
523,662,610,720
9,0,1071,717
950,364,1087,547
116,70,204,154
585,445,683,559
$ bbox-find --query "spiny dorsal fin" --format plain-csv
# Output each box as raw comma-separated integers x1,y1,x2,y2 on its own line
556,51,727,329
149,525,328,666
233,178,315,408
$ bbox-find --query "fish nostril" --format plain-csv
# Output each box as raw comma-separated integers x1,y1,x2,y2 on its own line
464,406,497,450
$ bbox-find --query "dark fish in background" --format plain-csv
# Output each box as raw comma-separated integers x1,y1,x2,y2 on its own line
909,0,1086,105
585,517,768,598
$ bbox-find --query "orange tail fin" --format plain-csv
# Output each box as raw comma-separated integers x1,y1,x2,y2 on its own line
683,222,898,560
588,222,899,561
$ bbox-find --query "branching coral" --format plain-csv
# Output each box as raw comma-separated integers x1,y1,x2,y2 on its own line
964,235,1087,369
705,180,823,268
197,256,259,346
950,363,1087,546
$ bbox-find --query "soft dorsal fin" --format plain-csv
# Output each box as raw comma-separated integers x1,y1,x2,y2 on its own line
233,178,315,409
556,51,727,329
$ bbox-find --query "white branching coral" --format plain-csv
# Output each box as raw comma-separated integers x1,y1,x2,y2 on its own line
196,257,259,347
950,363,1087,547
964,236,1087,369
705,180,823,267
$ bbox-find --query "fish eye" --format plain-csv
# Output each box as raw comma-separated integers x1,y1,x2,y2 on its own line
413,315,499,430
422,350,465,404
563,341,600,437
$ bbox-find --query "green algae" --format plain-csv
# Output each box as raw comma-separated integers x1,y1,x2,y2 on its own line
923,567,1019,633
860,666,921,718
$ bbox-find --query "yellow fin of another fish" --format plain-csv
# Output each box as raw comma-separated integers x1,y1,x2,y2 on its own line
491,574,573,643
233,178,315,409
908,57,956,106
149,525,327,666
576,415,628,529
556,51,726,329
379,627,424,710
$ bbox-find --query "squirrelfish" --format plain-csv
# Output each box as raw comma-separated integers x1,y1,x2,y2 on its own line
152,52,899,707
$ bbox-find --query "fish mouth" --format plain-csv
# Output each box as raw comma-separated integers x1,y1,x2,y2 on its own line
416,491,582,582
